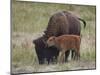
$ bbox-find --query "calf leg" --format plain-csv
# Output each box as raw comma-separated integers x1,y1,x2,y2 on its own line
77,50,80,60
72,50,76,60
65,50,70,62
76,46,80,60
74,50,80,60
58,50,65,63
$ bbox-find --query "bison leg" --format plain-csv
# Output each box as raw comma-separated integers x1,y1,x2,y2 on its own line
34,46,45,64
76,46,80,60
74,49,80,60
47,57,53,64
37,54,45,64
77,49,80,60
58,50,65,63
71,50,76,60
37,53,45,64
65,50,70,62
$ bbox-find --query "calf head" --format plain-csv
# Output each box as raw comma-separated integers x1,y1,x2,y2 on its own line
47,36,56,47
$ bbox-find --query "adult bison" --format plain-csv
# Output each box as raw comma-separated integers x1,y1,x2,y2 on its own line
33,11,86,64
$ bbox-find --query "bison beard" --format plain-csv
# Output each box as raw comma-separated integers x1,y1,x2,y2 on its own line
33,11,86,64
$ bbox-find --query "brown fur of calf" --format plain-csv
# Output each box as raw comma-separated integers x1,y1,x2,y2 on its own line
47,35,81,63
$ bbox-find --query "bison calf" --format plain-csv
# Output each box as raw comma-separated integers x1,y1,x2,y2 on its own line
47,35,81,63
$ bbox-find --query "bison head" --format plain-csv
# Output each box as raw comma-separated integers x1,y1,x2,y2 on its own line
47,36,56,47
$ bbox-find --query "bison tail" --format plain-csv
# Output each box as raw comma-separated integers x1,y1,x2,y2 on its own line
78,18,86,28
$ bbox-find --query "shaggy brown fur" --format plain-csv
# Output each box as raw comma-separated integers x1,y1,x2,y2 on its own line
47,35,81,63
33,11,86,64
43,11,86,62
44,11,86,38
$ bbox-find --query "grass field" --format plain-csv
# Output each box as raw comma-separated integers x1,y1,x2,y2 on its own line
12,0,96,74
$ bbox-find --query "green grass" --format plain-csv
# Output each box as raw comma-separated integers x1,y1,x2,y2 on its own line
12,47,37,66
81,49,96,61
12,0,96,73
